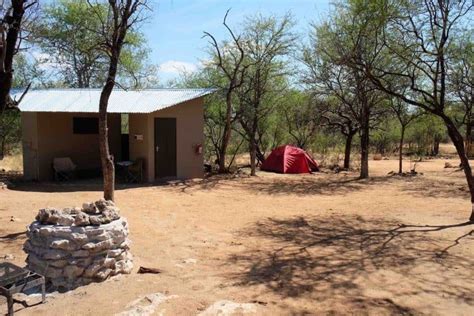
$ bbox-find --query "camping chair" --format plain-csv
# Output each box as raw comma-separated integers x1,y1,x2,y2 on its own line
53,157,76,181
127,158,144,183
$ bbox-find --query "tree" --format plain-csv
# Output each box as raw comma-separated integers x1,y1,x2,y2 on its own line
319,97,359,170
282,90,318,150
236,14,295,176
92,0,149,201
303,16,386,176
450,32,474,156
388,96,423,173
352,0,474,220
203,10,248,173
0,52,49,158
0,0,38,159
34,0,153,88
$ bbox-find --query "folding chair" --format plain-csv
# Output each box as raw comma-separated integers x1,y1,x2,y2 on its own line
127,158,144,183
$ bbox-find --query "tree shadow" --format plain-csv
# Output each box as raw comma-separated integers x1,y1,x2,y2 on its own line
400,177,469,199
0,230,27,247
226,215,474,314
8,180,156,193
245,175,395,196
178,173,251,193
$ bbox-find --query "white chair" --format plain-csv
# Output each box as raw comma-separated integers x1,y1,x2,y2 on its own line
53,157,77,181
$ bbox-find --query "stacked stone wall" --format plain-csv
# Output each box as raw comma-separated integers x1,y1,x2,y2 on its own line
24,200,133,290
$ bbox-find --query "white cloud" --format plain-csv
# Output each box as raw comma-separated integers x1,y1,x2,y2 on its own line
158,60,198,75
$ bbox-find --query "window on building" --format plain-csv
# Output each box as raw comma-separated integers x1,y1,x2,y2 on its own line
73,117,99,134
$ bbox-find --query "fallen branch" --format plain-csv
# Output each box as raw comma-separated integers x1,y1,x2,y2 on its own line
137,266,162,274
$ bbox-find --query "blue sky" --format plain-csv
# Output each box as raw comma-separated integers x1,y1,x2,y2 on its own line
145,0,332,82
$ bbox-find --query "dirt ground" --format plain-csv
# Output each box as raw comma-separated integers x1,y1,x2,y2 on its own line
1,157,473,315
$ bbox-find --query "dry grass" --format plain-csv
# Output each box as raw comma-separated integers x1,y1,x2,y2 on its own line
0,152,23,172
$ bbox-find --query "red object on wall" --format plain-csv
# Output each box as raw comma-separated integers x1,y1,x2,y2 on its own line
194,144,203,155
261,145,319,174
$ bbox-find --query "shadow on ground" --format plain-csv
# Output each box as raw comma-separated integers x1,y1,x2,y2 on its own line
9,171,471,200
399,177,470,199
227,215,474,314
178,172,395,196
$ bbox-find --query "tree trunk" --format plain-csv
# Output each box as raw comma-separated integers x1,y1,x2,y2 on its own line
359,109,370,179
465,121,472,158
343,132,354,170
256,144,265,164
0,0,26,111
218,91,233,173
442,116,474,221
432,137,440,156
249,137,257,176
399,125,405,174
99,49,122,201
99,80,116,201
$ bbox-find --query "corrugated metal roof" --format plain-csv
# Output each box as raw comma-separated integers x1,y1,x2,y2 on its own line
14,88,216,113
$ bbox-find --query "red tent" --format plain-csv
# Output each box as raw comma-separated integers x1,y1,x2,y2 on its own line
261,145,319,174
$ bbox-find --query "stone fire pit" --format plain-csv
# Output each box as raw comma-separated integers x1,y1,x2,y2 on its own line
23,199,133,291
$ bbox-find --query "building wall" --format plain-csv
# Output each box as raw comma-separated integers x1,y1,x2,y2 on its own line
129,97,204,181
22,112,121,181
128,113,151,178
22,112,39,180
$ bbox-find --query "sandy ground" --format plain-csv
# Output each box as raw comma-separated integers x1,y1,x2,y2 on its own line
1,158,473,315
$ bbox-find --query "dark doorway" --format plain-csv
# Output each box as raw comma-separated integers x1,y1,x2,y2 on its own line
121,134,129,161
154,118,177,178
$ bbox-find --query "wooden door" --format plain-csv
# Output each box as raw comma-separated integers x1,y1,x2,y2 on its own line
154,118,177,178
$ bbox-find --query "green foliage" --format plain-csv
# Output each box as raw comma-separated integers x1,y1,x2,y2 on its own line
0,110,21,158
371,119,400,154
405,115,447,156
32,0,156,88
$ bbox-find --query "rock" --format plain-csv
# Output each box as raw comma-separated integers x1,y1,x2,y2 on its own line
83,261,103,278
107,249,123,257
93,232,112,242
72,207,82,214
48,259,69,268
84,227,105,236
101,209,120,224
39,226,55,237
89,215,102,226
43,266,64,279
445,162,454,168
74,212,90,226
82,202,99,215
373,153,383,161
2,254,14,260
57,215,75,226
198,300,258,316
94,199,113,212
63,265,84,279
116,293,178,316
51,239,76,251
41,249,68,260
70,233,88,244
82,239,114,253
36,208,62,224
115,259,134,274
71,250,90,258
94,268,112,280
69,257,92,268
